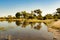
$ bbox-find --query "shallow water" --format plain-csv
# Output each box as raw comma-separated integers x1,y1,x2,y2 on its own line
0,21,55,40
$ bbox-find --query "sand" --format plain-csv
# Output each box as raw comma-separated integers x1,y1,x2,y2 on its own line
51,20,60,29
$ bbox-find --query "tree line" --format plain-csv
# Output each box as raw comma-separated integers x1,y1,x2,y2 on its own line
15,8,60,20
0,8,60,20
15,9,42,19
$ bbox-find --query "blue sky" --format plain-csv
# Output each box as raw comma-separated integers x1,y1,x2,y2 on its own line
0,0,60,17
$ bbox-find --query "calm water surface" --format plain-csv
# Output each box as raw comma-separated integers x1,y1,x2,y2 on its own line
0,21,53,40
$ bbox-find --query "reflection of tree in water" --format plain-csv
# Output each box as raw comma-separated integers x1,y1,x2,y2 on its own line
22,21,29,28
29,22,36,28
43,22,50,28
15,20,42,30
34,22,41,30
7,20,12,23
15,21,22,26
43,22,51,32
0,38,8,40
43,22,47,25
0,20,4,22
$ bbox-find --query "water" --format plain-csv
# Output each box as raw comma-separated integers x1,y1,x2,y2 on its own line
0,21,54,40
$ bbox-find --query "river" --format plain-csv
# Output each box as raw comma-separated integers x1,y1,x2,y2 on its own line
0,21,59,40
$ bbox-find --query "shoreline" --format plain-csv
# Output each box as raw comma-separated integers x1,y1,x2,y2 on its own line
0,19,54,23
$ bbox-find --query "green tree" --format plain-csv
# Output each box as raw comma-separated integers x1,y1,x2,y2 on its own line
56,8,60,19
28,11,35,19
45,14,53,19
34,9,42,20
56,8,60,13
34,9,42,14
21,11,28,19
8,15,12,19
53,13,58,19
15,12,20,18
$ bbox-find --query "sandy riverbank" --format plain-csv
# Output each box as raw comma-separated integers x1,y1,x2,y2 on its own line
47,20,60,40
50,20,60,29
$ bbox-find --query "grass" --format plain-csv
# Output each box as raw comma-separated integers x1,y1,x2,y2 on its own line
0,19,53,23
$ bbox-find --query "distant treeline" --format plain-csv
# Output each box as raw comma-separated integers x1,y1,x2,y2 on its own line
0,8,60,20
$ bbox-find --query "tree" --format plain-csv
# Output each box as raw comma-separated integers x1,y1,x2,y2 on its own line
56,8,60,13
53,13,58,18
34,9,42,14
21,11,28,19
8,15,12,19
34,9,42,20
15,12,20,18
45,14,53,19
28,11,35,19
56,8,60,19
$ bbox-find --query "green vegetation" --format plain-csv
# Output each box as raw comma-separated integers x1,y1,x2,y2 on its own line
15,12,21,18
0,8,60,21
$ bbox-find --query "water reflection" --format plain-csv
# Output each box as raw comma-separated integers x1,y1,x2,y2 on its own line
15,21,22,26
22,21,29,28
0,21,54,40
15,21,42,30
34,23,41,30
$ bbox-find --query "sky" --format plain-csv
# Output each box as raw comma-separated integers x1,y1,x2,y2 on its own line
0,0,60,17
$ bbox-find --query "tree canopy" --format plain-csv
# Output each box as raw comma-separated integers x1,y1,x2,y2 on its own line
15,12,21,18
56,8,60,13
